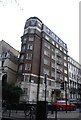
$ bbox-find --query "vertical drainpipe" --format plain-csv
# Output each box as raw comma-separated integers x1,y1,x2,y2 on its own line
67,55,69,100
55,49,57,100
36,23,43,102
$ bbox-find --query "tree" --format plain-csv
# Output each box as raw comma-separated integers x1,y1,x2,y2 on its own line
2,82,23,103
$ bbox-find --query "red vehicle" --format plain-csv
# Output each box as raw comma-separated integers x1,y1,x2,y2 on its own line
53,100,76,111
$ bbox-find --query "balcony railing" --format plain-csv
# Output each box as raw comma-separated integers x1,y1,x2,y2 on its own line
56,69,61,73
69,87,77,92
19,59,24,63
57,53,62,58
56,59,62,65
56,77,61,82
22,41,26,45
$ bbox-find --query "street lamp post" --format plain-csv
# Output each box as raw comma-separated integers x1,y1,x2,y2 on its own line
36,74,47,120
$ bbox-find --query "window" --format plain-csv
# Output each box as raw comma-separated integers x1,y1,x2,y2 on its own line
44,59,50,66
48,80,51,86
63,50,67,54
29,37,34,41
44,42,50,49
60,67,63,72
56,44,58,48
46,28,50,33
37,22,41,28
60,75,63,80
23,88,28,95
21,45,26,51
20,55,24,61
51,71,55,77
44,50,50,57
64,69,67,74
2,61,4,67
45,35,49,41
43,68,50,75
0,61,1,67
51,54,55,60
64,56,67,60
57,73,60,78
69,72,71,78
24,75,30,82
31,20,36,26
24,28,28,34
26,53,32,60
56,83,60,88
25,21,29,28
25,64,31,70
52,41,55,45
42,90,49,98
56,36,59,40
64,77,67,81
51,48,55,52
30,29,35,33
64,62,67,67
19,64,23,71
57,65,60,69
51,62,55,68
52,33,56,38
60,47,62,51
27,44,33,50
22,38,26,44
56,49,59,53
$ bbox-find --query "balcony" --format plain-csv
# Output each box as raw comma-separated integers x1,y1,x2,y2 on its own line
56,59,62,65
56,69,61,73
56,77,61,83
69,87,77,92
18,70,23,74
20,49,25,54
78,88,81,93
19,59,24,63
57,53,62,58
22,40,26,45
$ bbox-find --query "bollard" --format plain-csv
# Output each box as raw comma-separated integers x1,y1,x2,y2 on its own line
55,105,57,120
36,101,48,120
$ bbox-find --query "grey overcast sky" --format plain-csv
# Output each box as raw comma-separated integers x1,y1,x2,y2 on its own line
0,0,80,62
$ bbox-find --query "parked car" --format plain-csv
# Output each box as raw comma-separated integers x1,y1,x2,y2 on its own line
69,99,77,105
53,100,76,111
69,99,81,109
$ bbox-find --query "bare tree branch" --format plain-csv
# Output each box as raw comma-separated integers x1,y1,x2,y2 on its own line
0,0,24,11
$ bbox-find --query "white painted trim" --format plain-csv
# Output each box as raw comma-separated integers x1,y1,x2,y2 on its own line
23,73,56,82
27,18,42,25
42,30,67,51
24,26,41,32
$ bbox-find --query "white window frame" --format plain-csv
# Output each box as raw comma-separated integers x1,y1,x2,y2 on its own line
26,53,32,60
44,50,50,57
29,37,34,41
44,59,50,66
25,64,31,70
27,44,33,50
51,71,55,77
43,68,50,75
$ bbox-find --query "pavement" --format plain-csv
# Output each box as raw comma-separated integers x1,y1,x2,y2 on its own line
2,110,81,120
48,111,81,120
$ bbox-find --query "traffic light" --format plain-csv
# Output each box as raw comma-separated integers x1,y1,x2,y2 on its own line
61,82,64,90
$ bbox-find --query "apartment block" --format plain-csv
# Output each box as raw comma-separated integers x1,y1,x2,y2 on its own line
68,56,81,100
0,40,19,84
17,17,68,102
